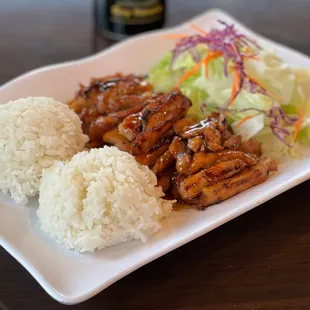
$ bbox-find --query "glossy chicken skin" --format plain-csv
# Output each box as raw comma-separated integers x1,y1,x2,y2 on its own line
194,157,278,209
68,74,154,147
120,90,192,153
173,117,197,135
69,74,153,114
190,152,218,174
223,134,242,150
88,103,147,143
102,127,132,152
239,138,262,157
169,137,192,175
189,150,257,174
135,144,169,166
203,126,223,152
178,159,247,201
152,150,175,175
187,136,204,152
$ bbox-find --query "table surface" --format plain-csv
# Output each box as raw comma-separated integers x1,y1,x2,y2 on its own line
1,0,310,309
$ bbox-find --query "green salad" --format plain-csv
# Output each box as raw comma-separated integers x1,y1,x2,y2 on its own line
148,21,310,159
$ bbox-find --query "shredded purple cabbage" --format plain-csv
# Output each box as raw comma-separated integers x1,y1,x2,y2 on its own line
230,106,298,146
171,20,264,108
171,20,259,76
171,20,299,146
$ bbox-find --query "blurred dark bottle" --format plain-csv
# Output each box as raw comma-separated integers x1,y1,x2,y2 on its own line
94,0,166,41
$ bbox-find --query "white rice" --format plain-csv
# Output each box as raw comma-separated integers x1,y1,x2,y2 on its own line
37,147,173,253
0,97,88,204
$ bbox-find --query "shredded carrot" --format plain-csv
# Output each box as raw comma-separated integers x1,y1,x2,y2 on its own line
176,59,205,86
242,46,260,60
163,34,189,40
189,23,207,36
248,55,260,61
236,115,254,128
229,70,241,105
246,74,267,91
246,74,283,100
204,51,222,77
243,54,260,61
176,51,223,86
244,46,251,54
293,108,304,141
229,64,235,71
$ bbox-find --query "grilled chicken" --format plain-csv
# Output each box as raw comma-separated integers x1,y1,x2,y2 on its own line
157,174,172,193
181,118,215,139
173,117,198,135
88,103,149,143
121,90,191,152
189,152,218,174
103,128,132,152
187,136,204,152
239,138,262,157
152,150,175,175
169,137,192,175
135,144,169,166
188,150,257,174
195,157,278,209
88,115,119,142
217,150,258,166
69,74,153,114
118,95,161,141
203,126,223,152
178,159,247,200
68,74,153,147
180,113,228,139
223,135,242,150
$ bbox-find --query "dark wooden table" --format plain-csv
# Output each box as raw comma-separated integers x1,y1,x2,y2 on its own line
1,1,310,309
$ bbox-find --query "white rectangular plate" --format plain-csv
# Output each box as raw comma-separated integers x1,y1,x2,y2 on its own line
1,9,310,305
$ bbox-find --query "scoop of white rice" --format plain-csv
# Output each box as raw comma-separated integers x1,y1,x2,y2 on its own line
0,97,88,204
37,147,173,253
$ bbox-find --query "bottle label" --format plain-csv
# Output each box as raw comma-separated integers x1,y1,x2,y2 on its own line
110,0,164,25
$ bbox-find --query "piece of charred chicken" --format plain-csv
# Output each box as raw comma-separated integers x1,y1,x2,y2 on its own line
68,73,154,147
193,157,277,209
119,89,192,153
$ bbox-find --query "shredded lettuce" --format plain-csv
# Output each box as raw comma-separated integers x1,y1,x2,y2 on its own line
148,47,310,159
